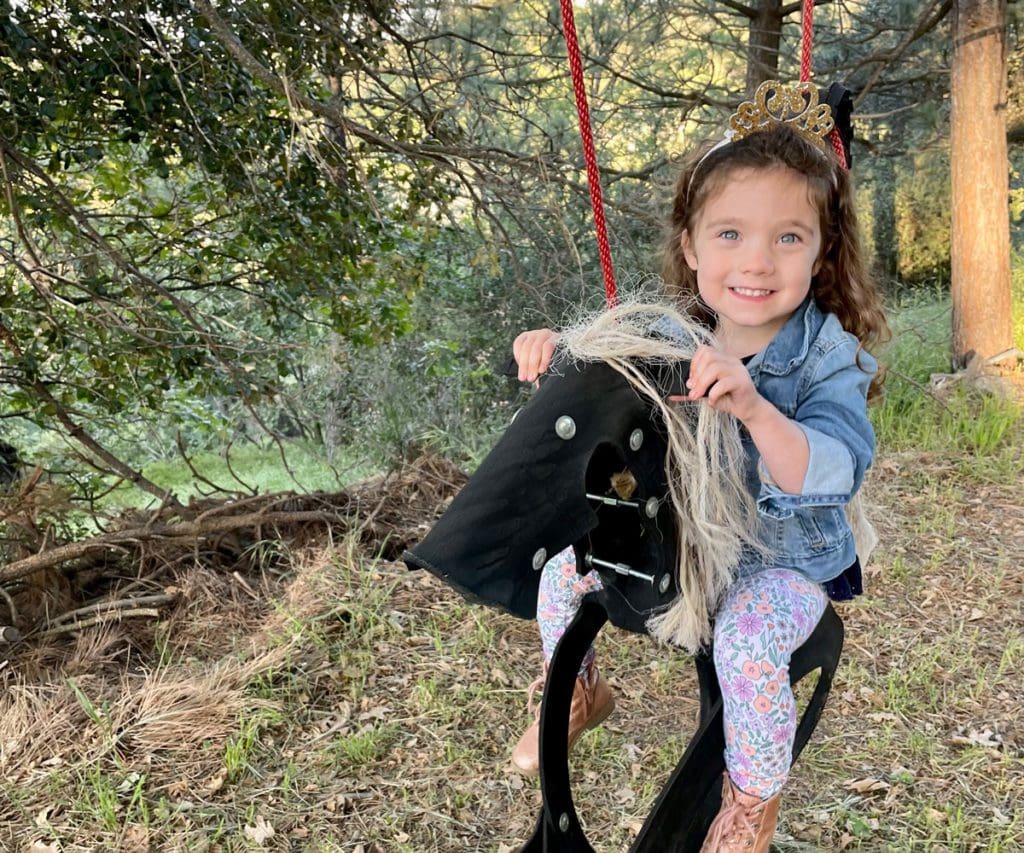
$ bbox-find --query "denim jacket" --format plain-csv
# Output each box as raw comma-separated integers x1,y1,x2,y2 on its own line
653,296,875,586
735,296,876,584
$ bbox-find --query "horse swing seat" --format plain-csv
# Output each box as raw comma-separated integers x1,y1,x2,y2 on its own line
404,357,846,850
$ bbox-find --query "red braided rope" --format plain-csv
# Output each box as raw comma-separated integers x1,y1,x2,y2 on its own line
558,0,617,307
799,0,814,84
799,0,848,169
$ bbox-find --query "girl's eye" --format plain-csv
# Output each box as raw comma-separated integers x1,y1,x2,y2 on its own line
779,233,800,244
718,229,739,241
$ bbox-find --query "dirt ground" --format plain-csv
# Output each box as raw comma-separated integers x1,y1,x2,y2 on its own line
1,450,1022,852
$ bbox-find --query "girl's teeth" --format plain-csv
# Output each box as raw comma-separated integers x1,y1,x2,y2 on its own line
733,287,771,296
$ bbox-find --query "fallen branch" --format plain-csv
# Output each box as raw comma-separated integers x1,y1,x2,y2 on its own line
45,592,180,627
31,608,162,639
0,508,346,584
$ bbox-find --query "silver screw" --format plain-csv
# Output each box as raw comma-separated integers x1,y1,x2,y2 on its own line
659,573,672,594
532,548,547,570
645,497,660,518
555,415,576,440
629,429,644,450
559,813,570,832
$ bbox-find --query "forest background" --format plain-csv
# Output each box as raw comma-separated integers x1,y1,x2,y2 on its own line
1,0,1022,505
1,1,1024,851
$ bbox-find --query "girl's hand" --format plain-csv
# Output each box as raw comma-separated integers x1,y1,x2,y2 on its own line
513,328,559,382
680,344,768,424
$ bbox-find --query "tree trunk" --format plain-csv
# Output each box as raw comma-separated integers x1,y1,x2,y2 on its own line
950,0,1013,367
746,0,784,94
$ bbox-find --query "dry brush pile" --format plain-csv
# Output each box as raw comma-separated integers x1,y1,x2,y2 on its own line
0,454,467,851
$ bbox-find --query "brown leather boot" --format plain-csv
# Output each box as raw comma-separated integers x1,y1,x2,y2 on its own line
700,772,781,853
510,661,615,776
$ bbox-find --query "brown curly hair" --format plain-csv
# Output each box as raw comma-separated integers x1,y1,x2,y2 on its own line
661,123,890,399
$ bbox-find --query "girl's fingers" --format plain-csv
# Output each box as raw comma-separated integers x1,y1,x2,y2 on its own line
513,329,558,382
686,346,719,398
688,363,722,400
706,376,734,406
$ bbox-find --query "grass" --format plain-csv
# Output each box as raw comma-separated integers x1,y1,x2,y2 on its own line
108,440,379,508
2,451,1022,850
3,416,382,518
871,291,1024,482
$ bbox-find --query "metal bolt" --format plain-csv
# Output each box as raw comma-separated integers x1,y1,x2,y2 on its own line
532,548,547,570
659,573,673,594
559,813,571,833
645,497,660,518
629,429,644,451
555,415,576,440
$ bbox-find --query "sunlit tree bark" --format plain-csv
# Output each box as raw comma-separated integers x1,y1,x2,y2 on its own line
950,0,1014,365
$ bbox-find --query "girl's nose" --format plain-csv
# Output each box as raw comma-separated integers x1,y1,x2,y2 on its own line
740,242,773,275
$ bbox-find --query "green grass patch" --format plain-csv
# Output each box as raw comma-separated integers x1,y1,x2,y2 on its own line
103,440,378,509
331,721,400,767
872,291,1023,479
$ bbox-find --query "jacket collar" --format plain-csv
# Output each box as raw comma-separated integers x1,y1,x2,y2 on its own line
746,295,823,377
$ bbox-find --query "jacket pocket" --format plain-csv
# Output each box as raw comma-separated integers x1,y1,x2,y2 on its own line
760,506,849,563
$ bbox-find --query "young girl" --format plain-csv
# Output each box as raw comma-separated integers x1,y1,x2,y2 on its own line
510,110,888,851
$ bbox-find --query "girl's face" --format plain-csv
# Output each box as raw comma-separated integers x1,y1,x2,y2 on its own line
681,166,823,355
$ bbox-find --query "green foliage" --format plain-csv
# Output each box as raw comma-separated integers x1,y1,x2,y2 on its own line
1014,249,1024,349
0,0,447,496
0,0,1013,514
892,146,952,287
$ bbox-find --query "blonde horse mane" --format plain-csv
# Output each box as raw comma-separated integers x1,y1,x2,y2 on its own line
559,300,764,652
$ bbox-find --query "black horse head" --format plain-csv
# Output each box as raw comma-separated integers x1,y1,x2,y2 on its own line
403,357,691,634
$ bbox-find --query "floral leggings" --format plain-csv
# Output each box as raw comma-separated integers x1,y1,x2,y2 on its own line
536,547,827,798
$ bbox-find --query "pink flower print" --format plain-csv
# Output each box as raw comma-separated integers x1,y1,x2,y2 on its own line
730,676,755,702
560,563,578,578
753,695,773,714
732,769,751,789
730,591,754,613
773,725,793,744
755,602,774,615
760,661,776,676
744,784,763,799
726,723,736,742
736,612,764,636
765,680,780,697
741,742,756,757
742,660,761,680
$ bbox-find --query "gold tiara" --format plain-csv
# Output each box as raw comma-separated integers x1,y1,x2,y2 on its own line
727,80,835,150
